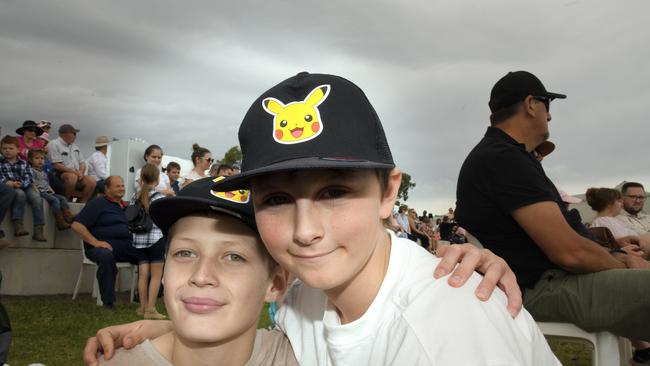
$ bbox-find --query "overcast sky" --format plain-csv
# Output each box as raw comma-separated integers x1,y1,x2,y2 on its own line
1,0,649,214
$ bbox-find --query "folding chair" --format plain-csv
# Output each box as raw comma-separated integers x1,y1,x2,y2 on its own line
72,239,137,305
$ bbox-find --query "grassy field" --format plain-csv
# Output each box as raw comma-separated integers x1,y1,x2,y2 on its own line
3,294,591,365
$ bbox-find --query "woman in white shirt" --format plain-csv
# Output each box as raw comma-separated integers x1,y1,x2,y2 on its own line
135,145,174,196
181,143,212,188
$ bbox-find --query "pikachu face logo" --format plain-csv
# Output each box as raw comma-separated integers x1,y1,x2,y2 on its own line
262,85,330,144
210,177,250,203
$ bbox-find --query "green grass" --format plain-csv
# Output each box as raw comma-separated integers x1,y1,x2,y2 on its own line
3,293,271,366
3,294,591,366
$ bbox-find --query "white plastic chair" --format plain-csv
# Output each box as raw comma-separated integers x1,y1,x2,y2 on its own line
464,232,632,366
72,240,137,306
537,322,633,366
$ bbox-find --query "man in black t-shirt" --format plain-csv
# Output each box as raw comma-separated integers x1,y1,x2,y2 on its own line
438,216,455,241
455,71,650,361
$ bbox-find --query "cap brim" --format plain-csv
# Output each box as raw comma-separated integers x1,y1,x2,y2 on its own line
150,196,256,236
212,157,395,191
546,92,566,100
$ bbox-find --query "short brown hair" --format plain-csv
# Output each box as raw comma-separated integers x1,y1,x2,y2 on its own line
586,187,621,212
0,135,19,148
27,149,46,160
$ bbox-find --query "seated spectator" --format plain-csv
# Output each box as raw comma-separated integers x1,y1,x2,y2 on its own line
438,216,454,241
28,149,74,230
587,187,649,258
15,120,47,161
48,124,96,202
132,164,166,320
394,204,413,241
449,224,467,244
181,143,211,188
209,163,234,177
408,208,431,250
421,216,437,251
617,182,650,235
0,129,17,249
456,70,650,363
71,176,143,309
165,161,181,195
0,135,46,241
87,136,110,194
36,120,52,142
384,209,407,238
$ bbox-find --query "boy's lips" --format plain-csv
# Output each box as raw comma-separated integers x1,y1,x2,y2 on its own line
182,297,226,314
292,248,338,260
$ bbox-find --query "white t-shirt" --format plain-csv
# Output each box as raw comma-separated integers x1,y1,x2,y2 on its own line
183,169,207,183
276,232,560,366
591,216,638,238
135,166,170,193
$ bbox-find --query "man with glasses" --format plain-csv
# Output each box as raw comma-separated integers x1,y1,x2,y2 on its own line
48,124,96,203
455,71,650,363
617,182,650,233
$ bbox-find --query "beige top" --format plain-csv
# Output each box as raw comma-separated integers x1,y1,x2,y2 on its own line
99,329,297,366
616,211,650,235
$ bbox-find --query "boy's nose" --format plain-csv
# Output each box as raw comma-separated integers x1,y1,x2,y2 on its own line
293,200,324,246
190,257,220,287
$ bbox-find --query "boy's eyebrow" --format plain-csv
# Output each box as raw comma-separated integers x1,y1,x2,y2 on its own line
171,236,257,251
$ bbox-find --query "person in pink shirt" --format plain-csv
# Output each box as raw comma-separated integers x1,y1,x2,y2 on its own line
15,121,47,161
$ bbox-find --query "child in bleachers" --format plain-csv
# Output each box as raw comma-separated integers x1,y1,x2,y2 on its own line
28,149,74,230
0,135,46,241
165,161,181,195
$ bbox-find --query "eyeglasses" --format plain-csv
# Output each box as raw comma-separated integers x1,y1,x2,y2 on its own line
533,96,551,112
202,157,214,163
624,195,646,201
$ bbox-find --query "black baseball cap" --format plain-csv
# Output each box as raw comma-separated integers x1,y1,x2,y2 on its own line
150,176,255,236
212,72,395,191
489,71,566,113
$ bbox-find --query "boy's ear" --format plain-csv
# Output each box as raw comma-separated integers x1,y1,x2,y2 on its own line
379,168,402,220
265,267,291,304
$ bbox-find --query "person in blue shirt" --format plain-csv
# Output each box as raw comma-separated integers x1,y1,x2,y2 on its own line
71,175,143,309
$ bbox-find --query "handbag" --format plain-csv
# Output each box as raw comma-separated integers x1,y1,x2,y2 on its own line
125,192,160,233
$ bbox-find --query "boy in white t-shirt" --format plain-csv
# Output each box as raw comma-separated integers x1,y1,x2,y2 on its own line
84,73,555,365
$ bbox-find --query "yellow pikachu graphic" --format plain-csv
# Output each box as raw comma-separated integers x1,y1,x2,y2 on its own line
262,85,330,144
210,176,250,203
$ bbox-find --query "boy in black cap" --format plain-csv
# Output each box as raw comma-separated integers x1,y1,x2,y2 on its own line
85,73,553,365
100,177,296,365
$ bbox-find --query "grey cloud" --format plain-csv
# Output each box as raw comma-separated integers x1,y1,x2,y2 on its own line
1,0,649,214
